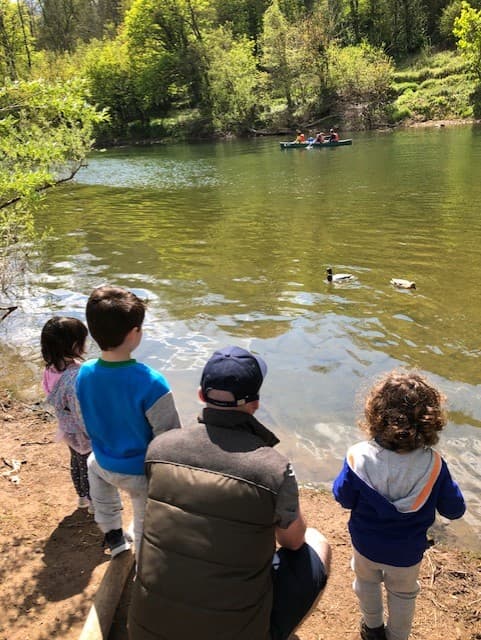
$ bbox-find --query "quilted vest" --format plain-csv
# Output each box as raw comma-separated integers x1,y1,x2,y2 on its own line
128,409,289,640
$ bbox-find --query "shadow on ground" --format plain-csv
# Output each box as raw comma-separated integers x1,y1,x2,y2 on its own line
0,509,106,639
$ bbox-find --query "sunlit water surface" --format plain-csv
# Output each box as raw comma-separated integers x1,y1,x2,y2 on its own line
2,127,481,549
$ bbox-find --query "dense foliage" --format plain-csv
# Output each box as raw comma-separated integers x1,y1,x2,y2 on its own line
454,1,481,79
0,78,105,290
0,0,479,141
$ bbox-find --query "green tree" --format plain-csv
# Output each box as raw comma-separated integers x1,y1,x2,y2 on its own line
204,25,264,130
440,0,464,45
36,0,125,52
454,1,481,78
0,0,34,81
370,0,427,56
213,0,269,41
0,79,105,290
260,0,293,109
124,0,213,110
343,0,426,55
261,1,331,121
328,42,394,127
84,37,147,136
421,0,450,44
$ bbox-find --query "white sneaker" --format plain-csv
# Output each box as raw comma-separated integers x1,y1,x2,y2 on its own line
87,501,95,515
78,496,90,509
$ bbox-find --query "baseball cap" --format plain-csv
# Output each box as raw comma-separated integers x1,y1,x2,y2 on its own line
200,346,267,408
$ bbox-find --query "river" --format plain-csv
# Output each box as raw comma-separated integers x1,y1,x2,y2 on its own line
2,126,481,549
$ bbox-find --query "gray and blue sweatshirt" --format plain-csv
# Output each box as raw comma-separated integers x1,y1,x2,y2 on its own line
333,440,465,566
76,359,181,475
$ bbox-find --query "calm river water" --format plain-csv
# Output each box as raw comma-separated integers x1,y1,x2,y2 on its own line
2,126,481,548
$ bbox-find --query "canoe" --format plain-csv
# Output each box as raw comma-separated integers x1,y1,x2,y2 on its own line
280,139,352,149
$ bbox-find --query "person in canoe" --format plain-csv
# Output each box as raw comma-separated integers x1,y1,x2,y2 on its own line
294,129,305,143
329,128,339,142
315,132,326,143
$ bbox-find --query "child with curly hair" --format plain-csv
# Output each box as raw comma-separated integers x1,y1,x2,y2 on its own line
333,370,465,640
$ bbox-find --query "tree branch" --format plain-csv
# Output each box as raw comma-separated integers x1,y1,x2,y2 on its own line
0,306,17,322
0,161,84,210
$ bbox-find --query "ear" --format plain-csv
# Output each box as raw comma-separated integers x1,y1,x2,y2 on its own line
198,387,206,402
72,341,84,356
127,326,140,338
247,399,259,414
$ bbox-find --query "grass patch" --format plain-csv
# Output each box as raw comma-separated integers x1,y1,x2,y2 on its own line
391,49,474,123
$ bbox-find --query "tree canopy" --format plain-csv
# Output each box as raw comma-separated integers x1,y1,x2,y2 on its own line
0,0,475,142
0,78,105,290
454,1,481,79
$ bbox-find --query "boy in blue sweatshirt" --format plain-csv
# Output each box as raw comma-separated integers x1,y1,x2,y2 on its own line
333,370,465,640
76,285,181,560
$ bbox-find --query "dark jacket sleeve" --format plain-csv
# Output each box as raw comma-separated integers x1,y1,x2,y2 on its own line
332,459,359,510
436,461,466,520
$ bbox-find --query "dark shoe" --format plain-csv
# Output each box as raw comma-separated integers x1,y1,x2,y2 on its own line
103,528,131,558
360,621,387,640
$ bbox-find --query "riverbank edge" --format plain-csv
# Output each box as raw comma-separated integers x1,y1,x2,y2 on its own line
1,387,481,640
92,117,481,149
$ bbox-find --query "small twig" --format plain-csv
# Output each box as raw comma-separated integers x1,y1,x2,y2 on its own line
425,550,438,588
0,306,17,321
428,596,448,612
2,457,22,469
21,440,52,446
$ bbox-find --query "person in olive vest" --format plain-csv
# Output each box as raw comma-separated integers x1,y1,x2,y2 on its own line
128,345,331,640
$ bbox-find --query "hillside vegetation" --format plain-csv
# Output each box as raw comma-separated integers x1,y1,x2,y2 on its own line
391,50,476,123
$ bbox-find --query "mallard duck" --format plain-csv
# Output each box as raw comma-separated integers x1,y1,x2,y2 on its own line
390,278,416,290
326,267,354,283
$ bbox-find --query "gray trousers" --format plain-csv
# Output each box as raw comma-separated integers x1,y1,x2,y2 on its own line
87,454,148,562
352,548,421,640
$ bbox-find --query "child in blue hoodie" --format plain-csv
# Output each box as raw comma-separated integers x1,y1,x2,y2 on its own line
333,370,465,640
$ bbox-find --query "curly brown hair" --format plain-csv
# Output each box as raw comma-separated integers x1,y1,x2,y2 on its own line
359,370,446,452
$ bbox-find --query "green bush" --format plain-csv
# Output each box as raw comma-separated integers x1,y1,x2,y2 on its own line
419,78,439,89
149,119,166,139
126,120,150,139
392,81,419,94
389,105,413,121
393,69,430,82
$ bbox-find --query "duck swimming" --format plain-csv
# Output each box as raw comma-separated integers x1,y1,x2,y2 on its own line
390,278,416,290
326,267,354,283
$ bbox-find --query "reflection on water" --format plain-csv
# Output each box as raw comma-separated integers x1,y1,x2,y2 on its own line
2,128,481,549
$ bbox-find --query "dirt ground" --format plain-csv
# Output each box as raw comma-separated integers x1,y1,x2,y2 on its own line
1,390,480,640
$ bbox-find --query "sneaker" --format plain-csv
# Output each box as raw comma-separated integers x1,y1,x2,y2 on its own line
360,621,387,640
103,528,131,558
87,500,95,515
78,496,90,509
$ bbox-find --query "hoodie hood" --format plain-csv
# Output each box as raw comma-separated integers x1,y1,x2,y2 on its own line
347,440,442,513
